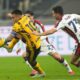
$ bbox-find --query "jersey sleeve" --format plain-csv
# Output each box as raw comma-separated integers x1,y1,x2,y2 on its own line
34,20,45,32
73,14,80,20
12,22,22,32
56,21,65,30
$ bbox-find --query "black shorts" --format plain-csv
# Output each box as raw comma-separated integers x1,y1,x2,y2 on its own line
26,46,41,63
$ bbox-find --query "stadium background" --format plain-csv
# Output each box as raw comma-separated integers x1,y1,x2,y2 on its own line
0,0,80,25
0,0,80,80
0,0,79,56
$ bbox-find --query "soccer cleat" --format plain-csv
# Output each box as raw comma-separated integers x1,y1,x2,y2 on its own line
68,71,75,75
31,72,46,78
38,73,46,77
29,70,38,76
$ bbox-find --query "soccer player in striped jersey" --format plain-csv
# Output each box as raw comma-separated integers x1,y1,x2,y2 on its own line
1,10,45,78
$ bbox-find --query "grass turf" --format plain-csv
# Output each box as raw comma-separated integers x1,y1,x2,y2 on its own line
0,56,79,80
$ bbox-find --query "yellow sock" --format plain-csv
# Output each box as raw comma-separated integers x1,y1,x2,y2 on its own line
8,38,19,49
34,63,44,74
0,38,5,47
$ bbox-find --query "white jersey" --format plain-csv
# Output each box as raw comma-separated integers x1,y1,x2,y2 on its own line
57,14,80,43
35,20,56,53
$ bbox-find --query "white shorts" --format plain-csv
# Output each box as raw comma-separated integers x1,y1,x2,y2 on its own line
40,40,57,54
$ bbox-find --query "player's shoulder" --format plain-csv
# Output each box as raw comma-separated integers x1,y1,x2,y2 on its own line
34,19,42,24
63,14,78,19
63,14,71,19
62,14,74,22
19,15,30,23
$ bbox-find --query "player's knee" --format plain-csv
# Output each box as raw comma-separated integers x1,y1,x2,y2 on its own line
22,52,27,58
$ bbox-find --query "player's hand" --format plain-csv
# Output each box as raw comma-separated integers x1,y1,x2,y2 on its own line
32,31,40,36
16,48,21,55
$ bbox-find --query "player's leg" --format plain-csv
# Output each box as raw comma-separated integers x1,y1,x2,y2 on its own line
47,45,74,75
71,54,80,67
2,32,19,52
49,52,74,74
3,38,19,52
5,34,14,43
5,32,20,50
27,47,45,77
4,31,19,45
0,34,16,51
22,51,38,76
71,43,80,67
0,34,16,49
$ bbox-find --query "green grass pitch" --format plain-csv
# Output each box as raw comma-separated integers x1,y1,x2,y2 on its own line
0,56,80,80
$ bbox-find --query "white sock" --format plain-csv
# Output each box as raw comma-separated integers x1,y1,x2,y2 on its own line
26,61,33,70
62,60,72,72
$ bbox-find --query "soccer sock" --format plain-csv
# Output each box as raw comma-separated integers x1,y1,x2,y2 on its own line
48,53,73,72
33,63,44,74
8,38,18,49
23,57,33,70
62,59,72,72
26,61,33,70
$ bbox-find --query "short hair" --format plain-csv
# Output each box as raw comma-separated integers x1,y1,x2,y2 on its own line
52,6,63,15
11,9,22,15
25,10,34,16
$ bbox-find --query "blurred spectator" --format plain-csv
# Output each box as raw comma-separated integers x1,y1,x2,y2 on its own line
3,0,21,9
9,0,21,9
19,0,30,12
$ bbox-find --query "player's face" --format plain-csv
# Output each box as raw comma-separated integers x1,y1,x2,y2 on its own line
11,14,20,22
52,11,60,20
25,13,34,21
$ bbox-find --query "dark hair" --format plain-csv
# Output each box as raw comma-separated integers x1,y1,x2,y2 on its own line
52,6,63,15
11,9,22,15
25,10,34,16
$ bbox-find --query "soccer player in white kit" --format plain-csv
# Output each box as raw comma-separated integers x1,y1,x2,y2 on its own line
33,6,80,68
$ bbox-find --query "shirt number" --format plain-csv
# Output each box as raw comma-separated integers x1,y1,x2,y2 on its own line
68,18,78,32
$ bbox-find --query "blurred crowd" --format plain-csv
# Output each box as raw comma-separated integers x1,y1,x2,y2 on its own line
0,0,30,20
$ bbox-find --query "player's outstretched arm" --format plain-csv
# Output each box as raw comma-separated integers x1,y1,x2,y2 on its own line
32,28,57,36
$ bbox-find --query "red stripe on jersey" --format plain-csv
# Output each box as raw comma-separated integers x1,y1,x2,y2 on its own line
34,20,45,31
54,20,61,28
34,19,55,48
63,27,78,43
34,20,49,41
